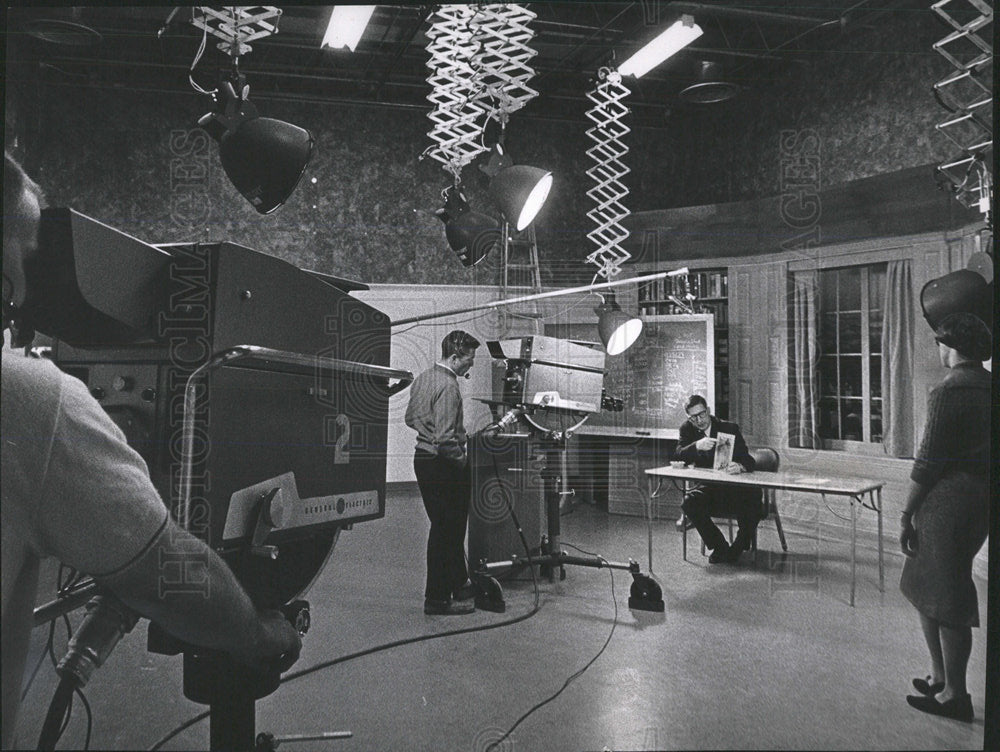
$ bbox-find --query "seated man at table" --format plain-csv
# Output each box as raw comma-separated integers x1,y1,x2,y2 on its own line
673,394,762,564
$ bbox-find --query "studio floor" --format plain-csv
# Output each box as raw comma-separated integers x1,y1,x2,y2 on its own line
15,484,990,751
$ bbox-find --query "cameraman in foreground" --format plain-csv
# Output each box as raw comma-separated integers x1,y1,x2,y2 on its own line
1,152,301,748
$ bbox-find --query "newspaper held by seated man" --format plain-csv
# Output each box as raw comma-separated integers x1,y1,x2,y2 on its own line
712,432,735,471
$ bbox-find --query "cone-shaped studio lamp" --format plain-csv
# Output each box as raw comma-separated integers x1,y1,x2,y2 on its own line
220,118,313,214
199,76,314,214
481,144,552,232
596,291,643,355
435,186,501,267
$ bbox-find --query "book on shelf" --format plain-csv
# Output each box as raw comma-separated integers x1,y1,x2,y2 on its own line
645,268,728,305
708,272,724,298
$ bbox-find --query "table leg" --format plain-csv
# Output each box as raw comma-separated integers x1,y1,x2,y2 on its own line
875,488,884,593
850,495,857,607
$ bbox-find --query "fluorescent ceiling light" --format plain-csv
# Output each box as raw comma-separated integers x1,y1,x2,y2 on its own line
322,5,376,51
617,14,703,79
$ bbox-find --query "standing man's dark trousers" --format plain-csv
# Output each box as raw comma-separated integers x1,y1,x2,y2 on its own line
414,449,471,602
682,484,763,552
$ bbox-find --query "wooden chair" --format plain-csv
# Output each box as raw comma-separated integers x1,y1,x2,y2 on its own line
681,446,788,562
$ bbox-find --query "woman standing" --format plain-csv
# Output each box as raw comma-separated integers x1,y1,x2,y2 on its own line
899,301,991,722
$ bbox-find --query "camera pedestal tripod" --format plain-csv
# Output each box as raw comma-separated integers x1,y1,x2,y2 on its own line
471,407,663,613
146,600,353,751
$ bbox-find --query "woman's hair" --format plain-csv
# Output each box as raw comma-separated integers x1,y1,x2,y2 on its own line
935,312,992,362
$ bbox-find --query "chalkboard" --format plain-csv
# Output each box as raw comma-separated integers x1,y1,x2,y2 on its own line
547,315,714,439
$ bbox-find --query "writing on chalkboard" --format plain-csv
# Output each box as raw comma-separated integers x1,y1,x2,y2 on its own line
568,315,715,438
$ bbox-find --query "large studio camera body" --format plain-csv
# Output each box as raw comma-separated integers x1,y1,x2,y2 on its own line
22,210,410,731
25,208,408,607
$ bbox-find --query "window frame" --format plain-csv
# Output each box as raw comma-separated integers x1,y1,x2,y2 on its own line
815,262,886,452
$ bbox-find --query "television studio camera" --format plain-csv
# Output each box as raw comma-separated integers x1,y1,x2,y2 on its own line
470,335,663,613
21,208,413,750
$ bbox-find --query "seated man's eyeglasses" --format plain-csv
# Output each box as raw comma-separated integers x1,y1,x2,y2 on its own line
688,407,710,423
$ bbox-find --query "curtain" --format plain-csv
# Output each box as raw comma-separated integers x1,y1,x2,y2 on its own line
789,270,818,448
881,259,914,457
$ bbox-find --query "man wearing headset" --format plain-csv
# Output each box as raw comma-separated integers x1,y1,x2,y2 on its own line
405,330,481,616
1,152,301,748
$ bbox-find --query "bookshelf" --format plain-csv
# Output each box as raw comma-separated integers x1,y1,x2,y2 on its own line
637,267,730,420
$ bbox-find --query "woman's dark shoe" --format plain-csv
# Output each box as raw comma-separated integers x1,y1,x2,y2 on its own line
905,693,974,722
912,676,945,697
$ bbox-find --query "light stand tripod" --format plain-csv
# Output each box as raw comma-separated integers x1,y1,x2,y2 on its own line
471,409,663,613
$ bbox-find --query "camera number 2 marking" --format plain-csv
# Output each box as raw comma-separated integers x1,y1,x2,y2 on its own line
332,413,350,464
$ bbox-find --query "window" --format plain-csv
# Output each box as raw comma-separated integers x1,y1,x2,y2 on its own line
816,263,886,446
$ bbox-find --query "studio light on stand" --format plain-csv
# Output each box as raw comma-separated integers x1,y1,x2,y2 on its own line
390,270,682,614
480,143,553,231
594,290,643,355
198,70,314,214
435,185,502,266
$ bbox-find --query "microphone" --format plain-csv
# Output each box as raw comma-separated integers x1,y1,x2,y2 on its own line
464,372,471,379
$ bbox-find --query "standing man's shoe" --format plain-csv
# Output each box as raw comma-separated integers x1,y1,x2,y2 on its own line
424,598,476,615
453,581,477,601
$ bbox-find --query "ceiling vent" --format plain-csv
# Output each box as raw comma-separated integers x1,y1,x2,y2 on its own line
679,60,738,104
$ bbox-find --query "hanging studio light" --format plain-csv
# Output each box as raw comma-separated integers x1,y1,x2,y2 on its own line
595,291,643,355
199,75,314,214
481,144,552,232
435,186,501,267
